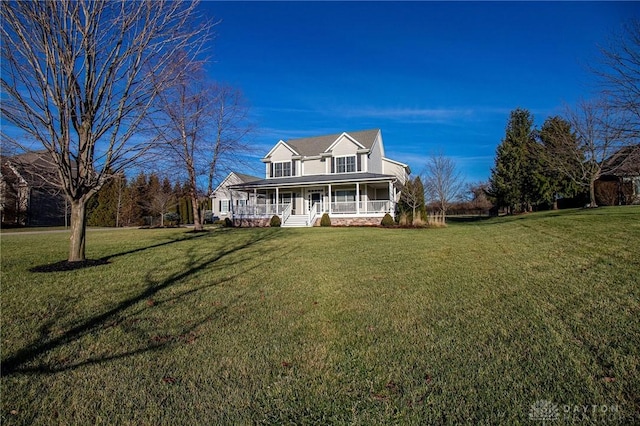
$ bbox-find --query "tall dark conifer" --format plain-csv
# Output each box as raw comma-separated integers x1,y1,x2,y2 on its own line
489,108,536,213
87,173,126,226
538,116,584,208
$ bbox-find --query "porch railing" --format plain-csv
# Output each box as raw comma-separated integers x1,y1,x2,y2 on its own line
233,200,392,218
329,200,391,214
365,200,391,213
331,201,357,213
281,203,292,224
308,201,321,226
234,203,290,217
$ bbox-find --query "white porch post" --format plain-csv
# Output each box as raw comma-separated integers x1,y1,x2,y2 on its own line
356,182,360,214
389,181,394,213
230,192,234,221
328,184,332,215
253,188,257,215
275,187,279,215
303,188,308,214
364,185,368,213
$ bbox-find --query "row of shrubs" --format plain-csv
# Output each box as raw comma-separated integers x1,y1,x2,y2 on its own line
223,213,427,228
268,213,396,227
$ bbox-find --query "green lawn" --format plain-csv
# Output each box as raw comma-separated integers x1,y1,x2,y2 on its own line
1,207,639,424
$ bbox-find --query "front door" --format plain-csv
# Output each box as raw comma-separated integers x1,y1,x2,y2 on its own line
310,192,321,213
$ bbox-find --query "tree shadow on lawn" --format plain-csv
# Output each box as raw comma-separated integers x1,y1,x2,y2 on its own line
446,216,495,225
29,229,216,272
2,228,287,377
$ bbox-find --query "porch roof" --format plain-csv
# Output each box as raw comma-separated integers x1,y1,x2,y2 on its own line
229,172,396,190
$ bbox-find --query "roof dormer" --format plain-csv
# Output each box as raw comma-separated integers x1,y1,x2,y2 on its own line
261,140,299,163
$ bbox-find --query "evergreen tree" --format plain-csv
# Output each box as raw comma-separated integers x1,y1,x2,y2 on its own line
489,108,539,213
538,117,584,208
87,173,126,226
119,172,148,226
414,176,427,221
162,178,174,197
145,173,162,226
147,175,176,226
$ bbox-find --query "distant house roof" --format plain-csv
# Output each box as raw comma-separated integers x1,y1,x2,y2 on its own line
211,171,261,196
2,151,61,190
284,129,381,157
602,144,640,177
234,172,262,183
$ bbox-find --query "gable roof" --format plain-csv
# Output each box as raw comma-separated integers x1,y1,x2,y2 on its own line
234,172,261,183
263,140,299,159
602,144,640,177
2,151,62,189
284,129,380,157
211,171,261,196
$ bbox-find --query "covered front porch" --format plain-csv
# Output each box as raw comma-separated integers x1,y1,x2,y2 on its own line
229,174,399,227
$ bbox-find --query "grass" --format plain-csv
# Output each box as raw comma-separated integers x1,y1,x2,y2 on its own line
1,207,639,424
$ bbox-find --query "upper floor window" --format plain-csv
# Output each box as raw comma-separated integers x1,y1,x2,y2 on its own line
335,156,356,173
273,161,292,177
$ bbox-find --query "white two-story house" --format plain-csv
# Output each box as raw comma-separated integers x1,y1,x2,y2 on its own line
212,129,410,227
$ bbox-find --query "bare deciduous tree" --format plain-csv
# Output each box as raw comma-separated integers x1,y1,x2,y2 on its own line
563,98,629,207
399,176,425,224
594,19,640,141
148,189,175,228
150,64,253,231
424,152,465,223
150,64,211,231
207,85,254,196
1,0,210,261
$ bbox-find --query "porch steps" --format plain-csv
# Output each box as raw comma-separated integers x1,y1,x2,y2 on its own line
283,214,309,227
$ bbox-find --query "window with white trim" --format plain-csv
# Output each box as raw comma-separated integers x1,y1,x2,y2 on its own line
335,156,356,173
219,199,230,213
273,161,292,177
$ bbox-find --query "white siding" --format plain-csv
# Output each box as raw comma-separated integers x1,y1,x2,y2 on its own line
368,135,384,174
302,158,325,175
211,173,251,218
270,143,294,162
331,136,360,156
382,159,408,185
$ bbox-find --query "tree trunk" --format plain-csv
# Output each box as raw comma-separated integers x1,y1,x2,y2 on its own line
589,179,598,208
191,193,203,231
68,199,87,262
552,199,558,210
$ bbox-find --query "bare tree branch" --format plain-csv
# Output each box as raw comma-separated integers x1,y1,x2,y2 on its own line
423,152,465,222
1,0,211,261
593,19,640,141
563,98,629,207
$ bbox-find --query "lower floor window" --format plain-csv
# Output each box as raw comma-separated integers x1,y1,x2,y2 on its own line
333,190,356,202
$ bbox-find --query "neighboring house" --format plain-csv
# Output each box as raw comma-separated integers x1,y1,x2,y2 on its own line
216,129,410,227
0,151,68,226
211,172,261,220
595,144,640,206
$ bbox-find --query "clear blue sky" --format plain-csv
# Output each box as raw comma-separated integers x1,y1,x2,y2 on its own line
199,1,639,183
